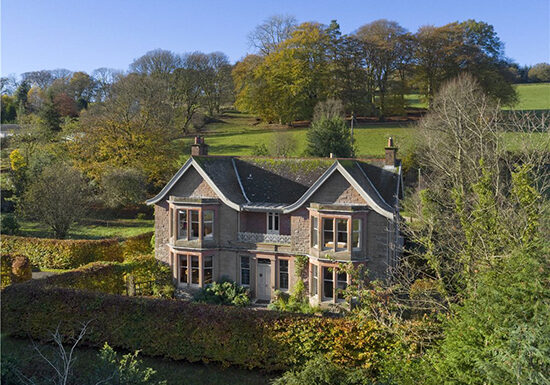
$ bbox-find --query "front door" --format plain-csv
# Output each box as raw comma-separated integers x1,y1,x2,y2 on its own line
256,259,271,301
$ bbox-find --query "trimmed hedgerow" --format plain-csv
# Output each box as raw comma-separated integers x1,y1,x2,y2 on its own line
35,258,173,296
1,283,392,373
0,235,123,269
122,232,154,259
1,254,32,288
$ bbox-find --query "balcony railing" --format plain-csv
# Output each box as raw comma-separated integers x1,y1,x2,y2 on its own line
238,232,291,245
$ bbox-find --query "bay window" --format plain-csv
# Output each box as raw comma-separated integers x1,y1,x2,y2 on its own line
323,266,333,299
337,271,348,299
203,210,214,239
178,254,213,287
352,219,361,250
190,255,199,284
179,255,188,284
311,217,318,248
178,210,188,239
322,218,334,249
176,208,215,241
336,219,348,250
204,255,213,284
312,264,318,296
190,211,199,239
313,215,363,252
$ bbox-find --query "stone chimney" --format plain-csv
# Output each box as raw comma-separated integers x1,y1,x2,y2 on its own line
384,137,397,167
191,136,208,156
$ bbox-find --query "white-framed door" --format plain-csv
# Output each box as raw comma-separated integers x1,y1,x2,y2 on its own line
256,260,271,300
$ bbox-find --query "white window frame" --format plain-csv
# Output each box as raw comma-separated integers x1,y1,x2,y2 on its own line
203,255,213,285
311,264,318,296
267,212,280,234
177,210,188,240
311,216,318,248
203,210,214,240
336,218,348,250
240,256,250,286
352,219,361,250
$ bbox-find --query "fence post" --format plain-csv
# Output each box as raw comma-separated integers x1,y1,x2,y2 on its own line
127,274,136,296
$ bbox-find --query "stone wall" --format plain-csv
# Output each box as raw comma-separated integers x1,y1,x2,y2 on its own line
366,212,390,279
168,167,217,198
154,202,170,264
308,171,366,205
290,207,309,254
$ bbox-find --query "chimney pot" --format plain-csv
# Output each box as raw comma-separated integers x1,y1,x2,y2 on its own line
384,137,397,167
191,136,208,156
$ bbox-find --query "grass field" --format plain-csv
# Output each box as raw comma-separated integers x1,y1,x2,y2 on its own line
195,113,415,158
406,83,550,111
1,335,271,385
507,83,550,110
15,217,154,239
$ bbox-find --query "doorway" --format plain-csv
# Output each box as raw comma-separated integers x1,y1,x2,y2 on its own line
256,259,271,301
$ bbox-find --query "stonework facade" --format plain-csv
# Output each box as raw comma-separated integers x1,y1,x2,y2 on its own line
149,155,402,305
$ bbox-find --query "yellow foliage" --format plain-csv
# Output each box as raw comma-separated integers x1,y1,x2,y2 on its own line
9,149,26,171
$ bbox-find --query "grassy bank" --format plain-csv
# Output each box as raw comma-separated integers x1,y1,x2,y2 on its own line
15,217,154,239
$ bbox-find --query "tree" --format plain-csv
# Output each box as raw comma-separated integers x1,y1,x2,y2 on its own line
100,168,147,208
399,74,549,312
170,52,209,133
202,52,233,116
39,92,62,132
21,70,54,89
249,22,333,123
14,80,30,116
69,71,94,109
72,73,177,187
528,62,550,82
129,49,181,78
414,21,516,107
306,116,354,158
92,67,122,102
1,94,17,123
21,163,90,239
248,14,297,55
355,19,410,117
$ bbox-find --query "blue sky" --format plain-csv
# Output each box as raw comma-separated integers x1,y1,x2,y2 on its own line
2,0,549,77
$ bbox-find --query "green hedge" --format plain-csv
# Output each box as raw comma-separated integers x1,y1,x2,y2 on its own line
1,254,32,288
1,283,392,373
0,232,153,270
35,259,173,296
0,235,123,269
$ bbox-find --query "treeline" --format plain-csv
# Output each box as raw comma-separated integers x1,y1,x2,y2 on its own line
234,17,544,123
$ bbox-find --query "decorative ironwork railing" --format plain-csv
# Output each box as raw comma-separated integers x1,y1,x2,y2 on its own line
238,232,291,245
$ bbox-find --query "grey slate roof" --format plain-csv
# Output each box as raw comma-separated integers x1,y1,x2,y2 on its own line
192,156,400,209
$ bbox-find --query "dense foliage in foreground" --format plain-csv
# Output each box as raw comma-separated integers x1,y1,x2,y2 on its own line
1,281,392,373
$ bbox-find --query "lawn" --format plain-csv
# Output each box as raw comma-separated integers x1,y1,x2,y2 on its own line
195,112,415,158
406,83,550,111
15,217,154,239
506,83,550,110
1,335,272,385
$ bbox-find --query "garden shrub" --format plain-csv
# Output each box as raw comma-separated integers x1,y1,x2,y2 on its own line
0,235,123,269
268,289,321,314
0,213,20,235
273,355,373,385
194,279,251,307
1,253,32,288
1,283,393,373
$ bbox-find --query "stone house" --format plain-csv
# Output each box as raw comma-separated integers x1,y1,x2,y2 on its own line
147,136,403,305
